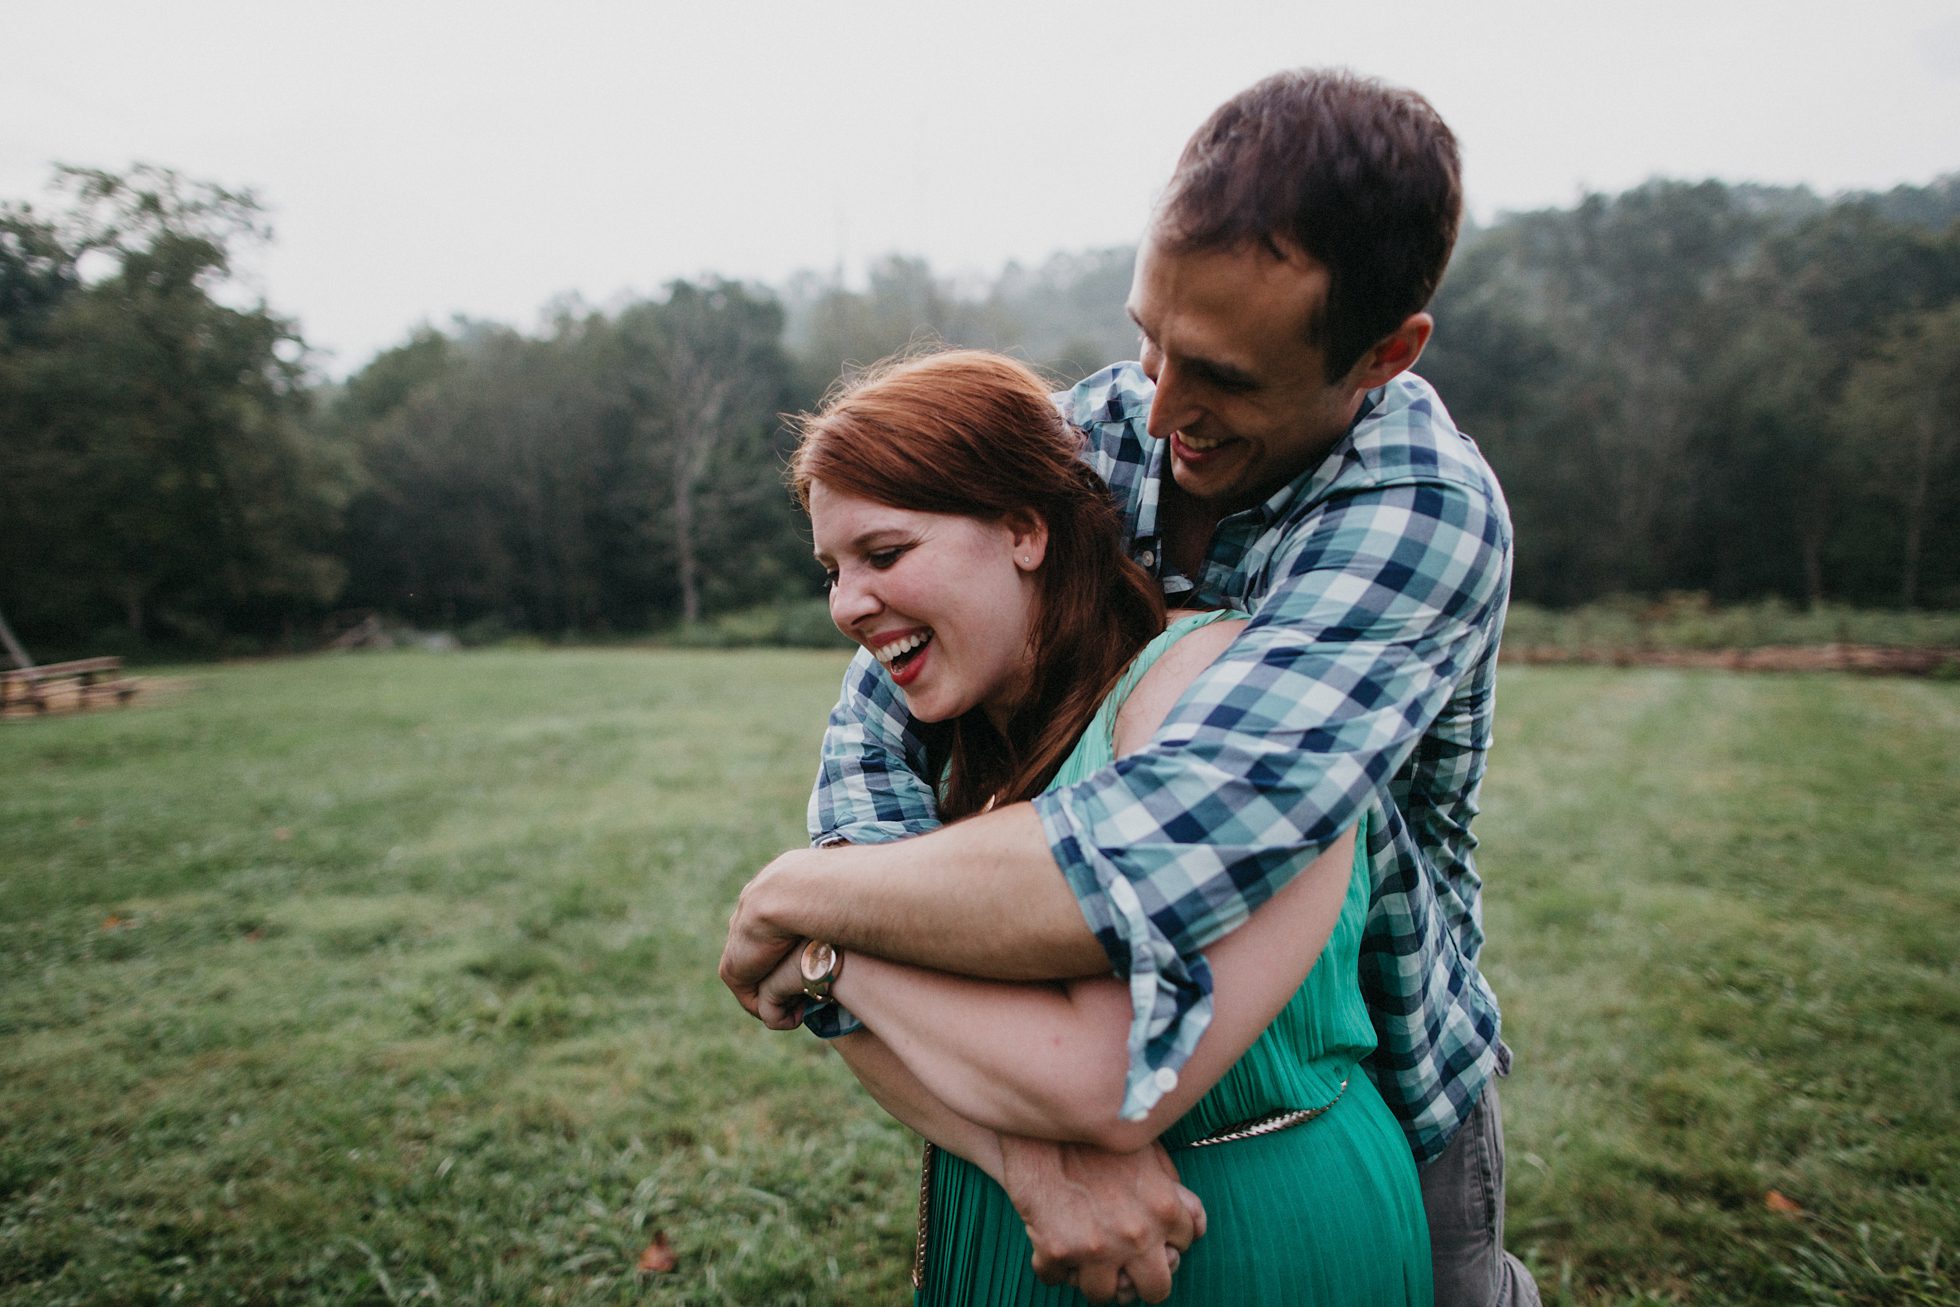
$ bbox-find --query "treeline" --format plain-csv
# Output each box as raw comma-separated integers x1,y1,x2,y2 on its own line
1422,179,1960,609
4,166,1958,656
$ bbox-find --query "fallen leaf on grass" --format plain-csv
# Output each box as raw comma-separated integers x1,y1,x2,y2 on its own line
101,914,131,930
72,816,90,829
273,827,294,841
1764,1190,1804,1216
635,1231,678,1274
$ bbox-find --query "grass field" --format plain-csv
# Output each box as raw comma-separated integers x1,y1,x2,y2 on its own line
2,650,1956,1305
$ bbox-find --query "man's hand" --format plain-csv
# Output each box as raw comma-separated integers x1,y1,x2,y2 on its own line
719,849,817,1019
754,942,810,1030
997,1135,1206,1304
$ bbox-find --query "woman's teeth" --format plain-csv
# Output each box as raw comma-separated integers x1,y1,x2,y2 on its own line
877,630,933,667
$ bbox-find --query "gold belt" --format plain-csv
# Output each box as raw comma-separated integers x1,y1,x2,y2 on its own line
1175,1076,1350,1150
910,1076,1349,1291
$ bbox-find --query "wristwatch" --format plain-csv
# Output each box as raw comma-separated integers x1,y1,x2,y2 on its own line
799,939,843,1004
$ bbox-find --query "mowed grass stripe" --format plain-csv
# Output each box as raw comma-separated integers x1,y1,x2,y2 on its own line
3,653,1956,1304
1485,668,1960,1305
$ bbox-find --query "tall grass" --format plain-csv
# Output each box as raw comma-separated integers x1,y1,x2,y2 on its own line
2,651,1955,1304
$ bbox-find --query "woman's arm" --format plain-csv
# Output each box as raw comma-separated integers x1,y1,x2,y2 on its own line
829,1029,1005,1181
827,824,1352,1153
826,1025,1203,1304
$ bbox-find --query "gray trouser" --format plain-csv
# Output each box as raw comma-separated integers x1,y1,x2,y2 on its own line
1417,1047,1541,1307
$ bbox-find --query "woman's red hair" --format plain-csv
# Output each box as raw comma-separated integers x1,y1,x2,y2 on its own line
790,350,1164,819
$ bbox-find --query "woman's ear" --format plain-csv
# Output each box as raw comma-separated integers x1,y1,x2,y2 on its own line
1008,511,1049,572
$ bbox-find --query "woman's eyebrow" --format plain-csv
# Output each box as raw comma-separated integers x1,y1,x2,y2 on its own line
815,528,907,563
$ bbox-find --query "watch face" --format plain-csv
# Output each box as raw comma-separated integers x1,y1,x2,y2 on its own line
802,940,836,982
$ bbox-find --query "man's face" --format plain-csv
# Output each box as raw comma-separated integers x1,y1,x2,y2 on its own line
1126,230,1365,514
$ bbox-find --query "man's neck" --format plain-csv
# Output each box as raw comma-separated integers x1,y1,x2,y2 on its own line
1155,383,1377,580
1160,477,1226,583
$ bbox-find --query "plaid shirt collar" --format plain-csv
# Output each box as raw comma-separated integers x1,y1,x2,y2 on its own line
1124,385,1387,599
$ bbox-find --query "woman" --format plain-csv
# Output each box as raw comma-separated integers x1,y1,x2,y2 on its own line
761,350,1430,1304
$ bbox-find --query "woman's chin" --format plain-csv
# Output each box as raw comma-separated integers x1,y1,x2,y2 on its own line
898,685,981,725
900,692,952,724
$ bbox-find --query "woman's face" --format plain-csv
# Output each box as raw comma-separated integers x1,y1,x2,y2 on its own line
809,479,1047,731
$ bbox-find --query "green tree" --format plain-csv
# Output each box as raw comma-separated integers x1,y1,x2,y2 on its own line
0,165,342,648
617,280,796,624
333,319,617,632
1834,301,1960,607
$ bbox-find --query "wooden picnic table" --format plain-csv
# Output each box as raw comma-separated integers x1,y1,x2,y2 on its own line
0,657,139,714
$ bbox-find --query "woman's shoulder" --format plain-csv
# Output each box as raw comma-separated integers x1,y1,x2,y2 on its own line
1111,609,1247,757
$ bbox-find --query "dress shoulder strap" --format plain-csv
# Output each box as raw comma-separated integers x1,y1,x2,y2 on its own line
1106,609,1243,707
1045,609,1246,792
1089,609,1244,755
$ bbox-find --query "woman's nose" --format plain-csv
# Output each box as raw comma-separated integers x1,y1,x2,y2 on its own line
829,568,882,630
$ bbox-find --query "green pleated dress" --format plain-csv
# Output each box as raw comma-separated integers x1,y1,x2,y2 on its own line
915,612,1433,1306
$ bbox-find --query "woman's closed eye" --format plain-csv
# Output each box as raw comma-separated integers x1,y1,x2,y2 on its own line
821,546,907,588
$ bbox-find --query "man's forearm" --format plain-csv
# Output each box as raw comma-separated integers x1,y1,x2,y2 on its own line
762,802,1108,979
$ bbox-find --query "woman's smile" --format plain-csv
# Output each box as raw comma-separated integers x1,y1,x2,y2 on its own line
874,627,935,687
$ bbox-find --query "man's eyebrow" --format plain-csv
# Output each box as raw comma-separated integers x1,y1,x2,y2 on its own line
1186,356,1259,390
1127,307,1257,389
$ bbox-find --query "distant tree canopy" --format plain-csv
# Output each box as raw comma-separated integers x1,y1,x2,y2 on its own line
4,165,1958,655
1421,177,1960,608
1,166,341,651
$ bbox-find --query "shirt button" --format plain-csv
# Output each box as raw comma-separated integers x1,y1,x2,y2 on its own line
1137,548,1156,570
1154,1067,1179,1093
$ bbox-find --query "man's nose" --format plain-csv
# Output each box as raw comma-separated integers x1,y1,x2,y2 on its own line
1145,359,1200,440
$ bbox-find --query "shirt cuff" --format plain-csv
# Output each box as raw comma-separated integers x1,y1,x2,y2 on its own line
801,1001,863,1040
1032,787,1215,1122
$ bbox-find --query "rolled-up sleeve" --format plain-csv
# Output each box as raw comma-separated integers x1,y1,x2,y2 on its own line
802,648,946,1038
807,647,945,846
1032,477,1509,1120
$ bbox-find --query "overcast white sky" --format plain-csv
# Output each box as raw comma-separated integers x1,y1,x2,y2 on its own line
6,0,1958,375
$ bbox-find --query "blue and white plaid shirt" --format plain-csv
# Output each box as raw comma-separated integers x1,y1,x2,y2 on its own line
807,362,1511,1164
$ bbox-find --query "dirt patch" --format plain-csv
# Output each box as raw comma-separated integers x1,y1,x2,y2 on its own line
1504,644,1960,676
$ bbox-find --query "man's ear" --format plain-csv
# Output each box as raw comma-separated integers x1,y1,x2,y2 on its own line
1009,510,1049,571
1350,313,1434,390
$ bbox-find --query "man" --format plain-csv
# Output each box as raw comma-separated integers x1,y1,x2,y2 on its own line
723,68,1538,1306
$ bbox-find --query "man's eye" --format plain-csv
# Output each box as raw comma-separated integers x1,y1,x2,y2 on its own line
821,569,839,590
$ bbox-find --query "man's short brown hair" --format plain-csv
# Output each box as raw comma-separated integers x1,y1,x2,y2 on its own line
1156,68,1462,381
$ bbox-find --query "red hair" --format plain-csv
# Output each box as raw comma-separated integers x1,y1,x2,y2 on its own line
790,350,1164,819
